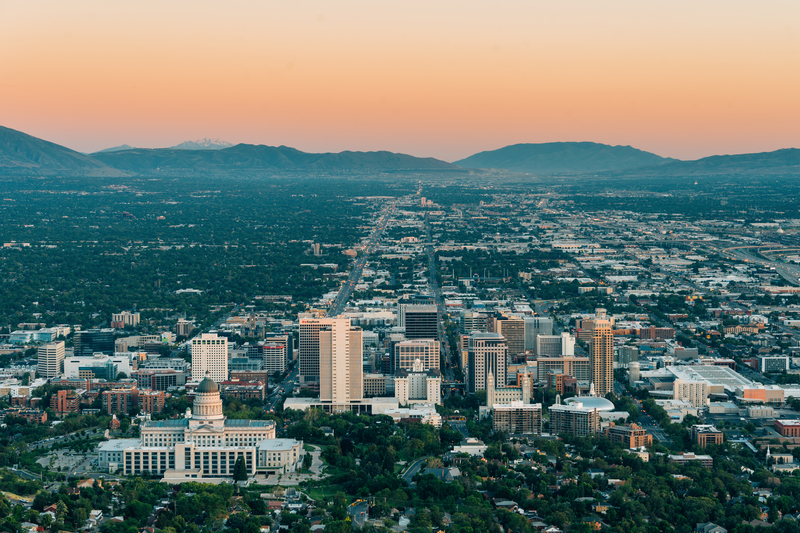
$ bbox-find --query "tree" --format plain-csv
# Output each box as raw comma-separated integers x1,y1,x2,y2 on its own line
233,457,248,481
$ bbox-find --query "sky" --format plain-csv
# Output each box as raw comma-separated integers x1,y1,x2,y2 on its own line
1,1,799,161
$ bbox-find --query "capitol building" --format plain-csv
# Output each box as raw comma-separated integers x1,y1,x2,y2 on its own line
100,374,302,482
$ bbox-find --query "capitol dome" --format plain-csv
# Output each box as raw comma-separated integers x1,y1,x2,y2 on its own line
197,375,219,394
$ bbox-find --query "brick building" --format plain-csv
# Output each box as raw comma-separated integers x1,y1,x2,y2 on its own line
220,380,266,401
51,389,81,415
691,425,724,448
102,387,139,414
775,420,800,438
138,390,166,413
604,423,653,448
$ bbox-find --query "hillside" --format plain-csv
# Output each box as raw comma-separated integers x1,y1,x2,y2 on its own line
91,144,459,173
455,142,671,174
0,126,125,176
634,148,800,176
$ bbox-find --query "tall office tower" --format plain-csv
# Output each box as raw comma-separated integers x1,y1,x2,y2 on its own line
394,339,440,373
467,332,508,395
299,318,336,383
74,329,115,356
38,341,65,378
536,332,576,357
268,334,294,363
261,341,287,374
590,317,614,397
399,304,439,339
492,316,525,358
460,310,488,335
319,318,363,406
191,333,228,383
524,317,553,352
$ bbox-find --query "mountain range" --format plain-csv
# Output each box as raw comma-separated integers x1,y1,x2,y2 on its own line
2,125,800,177
454,142,672,173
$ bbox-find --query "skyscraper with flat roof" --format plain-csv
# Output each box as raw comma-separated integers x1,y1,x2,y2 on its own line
590,310,613,397
467,332,508,395
399,304,438,339
319,318,363,405
38,341,65,378
191,333,228,383
299,318,336,383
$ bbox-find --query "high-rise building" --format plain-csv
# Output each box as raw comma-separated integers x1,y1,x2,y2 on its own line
616,345,639,364
265,334,293,363
492,316,525,358
524,317,553,352
74,329,115,356
319,318,363,407
37,341,65,378
493,401,542,435
673,379,708,408
261,341,287,374
394,339,440,374
535,333,576,357
191,333,228,383
549,401,600,437
176,319,194,337
394,358,442,406
111,311,141,329
467,332,508,394
299,318,336,383
590,312,614,397
537,355,590,383
460,311,488,335
399,304,438,340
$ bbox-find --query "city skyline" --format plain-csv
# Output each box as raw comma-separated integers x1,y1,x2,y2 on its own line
1,1,799,161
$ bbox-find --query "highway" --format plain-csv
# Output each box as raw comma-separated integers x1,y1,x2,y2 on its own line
718,245,800,286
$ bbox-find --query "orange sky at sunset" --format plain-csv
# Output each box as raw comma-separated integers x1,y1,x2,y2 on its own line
1,1,799,161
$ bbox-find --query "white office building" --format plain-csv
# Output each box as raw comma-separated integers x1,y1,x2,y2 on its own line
191,333,228,383
394,358,442,405
37,341,65,378
535,332,575,357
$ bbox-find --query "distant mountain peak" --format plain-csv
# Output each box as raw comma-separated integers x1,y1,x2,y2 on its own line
169,138,234,150
96,144,136,153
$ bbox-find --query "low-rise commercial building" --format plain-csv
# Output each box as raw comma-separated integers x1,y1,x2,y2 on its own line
691,425,724,448
775,420,800,438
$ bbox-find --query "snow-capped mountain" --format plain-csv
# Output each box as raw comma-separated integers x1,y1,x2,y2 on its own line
169,138,234,150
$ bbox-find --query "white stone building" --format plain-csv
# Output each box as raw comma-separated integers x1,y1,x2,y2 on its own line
117,375,301,482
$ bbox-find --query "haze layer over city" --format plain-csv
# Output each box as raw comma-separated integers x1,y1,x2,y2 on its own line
1,3,800,533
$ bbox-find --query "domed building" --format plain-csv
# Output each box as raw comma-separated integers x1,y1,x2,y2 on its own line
564,383,616,412
117,374,302,482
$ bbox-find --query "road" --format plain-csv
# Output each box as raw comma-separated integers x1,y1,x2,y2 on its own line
401,456,429,484
424,213,457,393
719,245,800,286
327,204,394,317
268,366,300,412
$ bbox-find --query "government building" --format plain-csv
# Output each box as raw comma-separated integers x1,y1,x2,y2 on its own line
108,375,302,482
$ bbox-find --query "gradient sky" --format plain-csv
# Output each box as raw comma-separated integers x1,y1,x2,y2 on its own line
1,0,799,161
